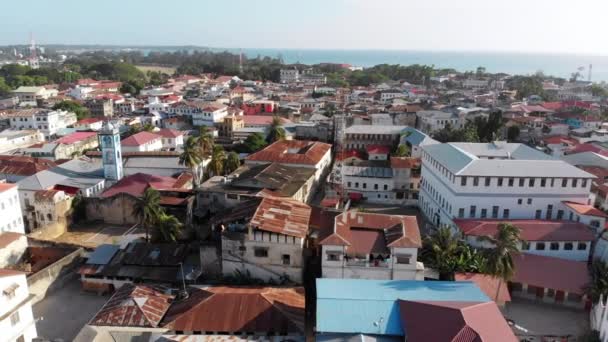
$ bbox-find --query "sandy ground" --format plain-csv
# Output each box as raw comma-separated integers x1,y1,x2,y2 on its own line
32,222,143,249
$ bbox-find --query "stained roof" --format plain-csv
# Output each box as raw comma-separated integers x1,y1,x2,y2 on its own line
454,219,594,242
316,279,490,336
101,173,187,198
86,244,120,265
250,197,311,238
121,131,161,146
55,131,97,145
89,284,173,328
399,300,517,342
0,155,57,177
512,253,589,295
162,286,305,334
0,232,24,248
246,140,331,166
455,273,511,304
0,182,16,193
320,211,421,251
156,128,183,138
563,201,608,218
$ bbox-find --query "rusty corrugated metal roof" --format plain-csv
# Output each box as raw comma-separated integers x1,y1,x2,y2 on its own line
250,197,311,238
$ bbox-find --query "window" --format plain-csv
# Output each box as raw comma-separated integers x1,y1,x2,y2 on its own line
562,178,568,187
535,210,542,219
529,178,535,187
557,210,564,220
503,209,510,219
10,311,19,326
347,182,351,187
564,242,573,250
536,242,546,250
582,179,588,187
461,177,467,186
508,178,514,187
384,184,388,191
327,253,340,261
517,199,522,205
355,182,359,188
458,208,465,218
521,241,530,250
540,178,546,187
546,205,553,220
396,254,411,264
469,206,476,218
480,209,487,218
550,242,559,250
572,179,578,187
497,178,503,186
527,198,532,205
473,177,479,186
362,183,367,189
519,178,525,187
578,242,587,250
374,184,378,190
485,177,491,186
254,248,268,257
491,206,499,219
282,254,291,265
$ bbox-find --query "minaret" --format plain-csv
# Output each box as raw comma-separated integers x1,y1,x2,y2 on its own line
98,121,123,182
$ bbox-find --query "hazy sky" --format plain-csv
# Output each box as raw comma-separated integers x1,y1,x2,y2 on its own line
2,0,607,55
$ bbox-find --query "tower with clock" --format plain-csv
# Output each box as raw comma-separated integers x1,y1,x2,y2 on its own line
98,121,123,181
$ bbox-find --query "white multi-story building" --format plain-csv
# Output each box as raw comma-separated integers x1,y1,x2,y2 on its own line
0,270,38,342
12,86,58,106
280,68,300,83
192,105,229,127
320,211,424,280
7,109,76,139
419,142,595,229
120,131,163,153
0,130,45,154
68,85,94,100
0,183,25,234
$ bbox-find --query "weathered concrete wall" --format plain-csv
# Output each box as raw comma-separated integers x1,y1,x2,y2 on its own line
27,247,84,303
85,194,138,225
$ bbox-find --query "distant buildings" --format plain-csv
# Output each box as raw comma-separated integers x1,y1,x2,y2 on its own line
5,109,76,139
11,86,57,106
0,269,38,342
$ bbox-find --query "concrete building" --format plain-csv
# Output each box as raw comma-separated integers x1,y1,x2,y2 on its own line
0,130,44,154
192,105,229,127
84,98,114,117
320,211,424,280
419,142,595,230
121,131,163,153
6,109,77,139
220,196,311,283
0,270,38,342
30,189,73,237
12,86,57,106
0,183,25,234
342,125,407,150
23,131,99,160
156,129,184,151
74,118,103,131
280,68,300,83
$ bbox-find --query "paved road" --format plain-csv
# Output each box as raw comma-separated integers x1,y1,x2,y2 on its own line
33,277,109,341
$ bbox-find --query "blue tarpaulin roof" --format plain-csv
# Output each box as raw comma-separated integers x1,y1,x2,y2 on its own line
86,244,120,265
316,278,490,336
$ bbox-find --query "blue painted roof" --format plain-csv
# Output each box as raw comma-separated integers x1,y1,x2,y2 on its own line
86,244,120,265
316,279,490,336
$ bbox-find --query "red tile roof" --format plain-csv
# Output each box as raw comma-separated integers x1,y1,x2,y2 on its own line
454,219,595,242
250,197,311,238
399,300,518,342
246,140,331,166
76,118,103,125
241,115,290,126
0,155,57,176
90,284,173,327
390,157,421,169
542,135,578,146
156,128,183,138
121,131,161,146
562,201,608,218
455,273,511,304
55,131,97,145
162,286,305,334
320,211,421,251
565,143,608,157
101,173,187,198
512,253,589,295
366,144,390,154
336,150,364,161
0,232,24,248
0,182,16,193
0,268,26,278
542,102,564,111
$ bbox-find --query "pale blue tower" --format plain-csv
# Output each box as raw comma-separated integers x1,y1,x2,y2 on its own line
99,121,123,181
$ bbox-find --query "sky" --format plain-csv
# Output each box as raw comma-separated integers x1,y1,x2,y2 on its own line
2,0,608,55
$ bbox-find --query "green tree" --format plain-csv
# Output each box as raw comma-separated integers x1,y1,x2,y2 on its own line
239,132,267,153
507,125,520,142
266,116,286,143
0,77,12,97
70,193,86,223
154,212,182,243
209,145,227,176
197,126,214,159
132,187,162,242
586,261,608,302
477,223,520,301
393,144,411,157
591,84,608,98
224,151,241,174
420,227,463,280
53,100,90,120
142,123,155,132
120,82,138,95
179,136,203,188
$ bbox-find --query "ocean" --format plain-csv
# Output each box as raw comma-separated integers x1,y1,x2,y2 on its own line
211,48,608,82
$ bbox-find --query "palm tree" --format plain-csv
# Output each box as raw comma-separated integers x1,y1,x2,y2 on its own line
477,223,521,301
224,151,241,174
132,187,162,242
586,261,608,303
197,126,214,159
393,144,410,157
209,145,227,176
154,212,183,243
179,136,203,188
420,227,462,280
266,116,286,143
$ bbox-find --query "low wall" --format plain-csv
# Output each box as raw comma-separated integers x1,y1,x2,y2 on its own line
27,247,85,303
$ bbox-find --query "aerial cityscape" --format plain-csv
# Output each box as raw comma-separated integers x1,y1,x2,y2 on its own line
2,1,608,342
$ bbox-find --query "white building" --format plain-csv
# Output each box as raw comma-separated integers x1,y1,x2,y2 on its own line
280,68,300,83
120,131,163,153
0,183,25,234
0,130,44,154
12,86,57,106
0,270,38,342
419,142,595,229
68,85,94,100
192,105,229,127
156,128,184,151
320,211,424,280
7,109,76,139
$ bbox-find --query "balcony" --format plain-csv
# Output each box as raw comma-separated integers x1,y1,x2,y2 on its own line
344,257,389,268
